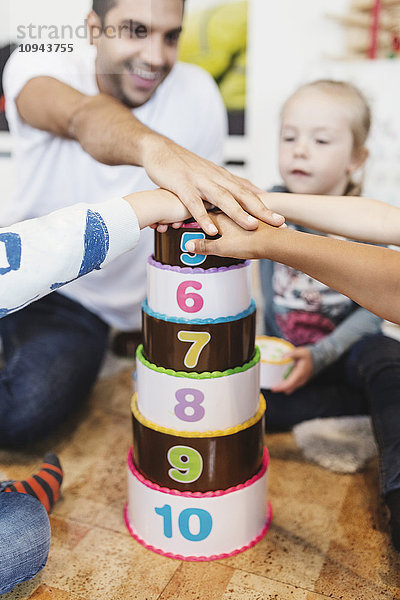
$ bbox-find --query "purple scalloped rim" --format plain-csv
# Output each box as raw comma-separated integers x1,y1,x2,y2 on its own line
127,446,269,497
148,255,250,275
124,501,273,562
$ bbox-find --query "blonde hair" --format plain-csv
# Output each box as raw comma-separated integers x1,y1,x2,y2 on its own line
284,79,371,196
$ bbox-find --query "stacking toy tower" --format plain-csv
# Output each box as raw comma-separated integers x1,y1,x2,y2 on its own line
125,222,272,560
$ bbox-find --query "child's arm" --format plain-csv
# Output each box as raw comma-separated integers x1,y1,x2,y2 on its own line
124,189,190,228
0,189,189,318
186,214,400,324
263,192,400,245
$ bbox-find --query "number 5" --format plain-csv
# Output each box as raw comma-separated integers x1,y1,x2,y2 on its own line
180,232,206,266
177,331,211,369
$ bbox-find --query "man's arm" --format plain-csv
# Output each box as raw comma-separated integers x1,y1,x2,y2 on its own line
186,214,400,325
15,76,284,236
263,191,400,246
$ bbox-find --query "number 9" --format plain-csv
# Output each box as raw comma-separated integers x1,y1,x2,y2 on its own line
167,445,203,484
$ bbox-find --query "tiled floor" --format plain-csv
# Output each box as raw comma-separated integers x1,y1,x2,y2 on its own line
1,361,400,600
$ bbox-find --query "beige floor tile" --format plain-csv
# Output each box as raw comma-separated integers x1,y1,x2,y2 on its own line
0,580,41,600
40,526,180,600
49,516,91,551
28,585,87,600
313,468,400,600
159,562,235,600
92,367,135,417
3,368,400,599
221,571,329,600
222,433,350,590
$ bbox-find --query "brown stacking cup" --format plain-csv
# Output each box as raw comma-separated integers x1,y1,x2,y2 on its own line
142,300,256,373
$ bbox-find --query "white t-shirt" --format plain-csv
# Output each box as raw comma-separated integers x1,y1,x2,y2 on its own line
2,46,227,329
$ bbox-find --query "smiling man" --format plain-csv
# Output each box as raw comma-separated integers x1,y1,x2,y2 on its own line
0,0,283,447
92,0,183,107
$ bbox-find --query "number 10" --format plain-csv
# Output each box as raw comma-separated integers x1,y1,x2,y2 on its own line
154,504,213,542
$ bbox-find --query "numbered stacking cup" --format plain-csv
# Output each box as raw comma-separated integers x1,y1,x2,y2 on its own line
147,256,251,320
131,393,265,492
154,222,245,269
136,345,260,432
125,446,272,561
142,300,256,372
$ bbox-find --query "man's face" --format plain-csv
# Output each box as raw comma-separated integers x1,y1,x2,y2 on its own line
91,0,184,108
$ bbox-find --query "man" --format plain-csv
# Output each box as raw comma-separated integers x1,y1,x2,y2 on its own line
0,0,282,447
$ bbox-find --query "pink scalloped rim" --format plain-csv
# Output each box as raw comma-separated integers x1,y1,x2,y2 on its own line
148,255,250,275
124,501,272,561
180,222,202,230
127,447,269,497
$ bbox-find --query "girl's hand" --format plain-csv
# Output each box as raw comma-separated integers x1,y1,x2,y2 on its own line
271,347,314,395
184,212,271,259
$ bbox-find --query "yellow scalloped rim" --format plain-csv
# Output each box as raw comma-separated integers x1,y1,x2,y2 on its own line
131,393,266,438
256,336,294,365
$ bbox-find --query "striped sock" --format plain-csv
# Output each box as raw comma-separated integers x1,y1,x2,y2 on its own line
1,453,63,513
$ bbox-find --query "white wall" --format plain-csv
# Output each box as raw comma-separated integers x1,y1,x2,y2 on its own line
0,2,11,45
247,0,348,189
1,0,91,45
247,0,400,206
2,0,400,205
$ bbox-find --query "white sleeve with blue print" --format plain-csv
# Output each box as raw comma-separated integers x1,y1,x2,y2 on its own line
0,198,140,319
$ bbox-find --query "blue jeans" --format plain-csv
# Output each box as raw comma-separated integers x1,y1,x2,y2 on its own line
263,334,400,496
0,292,110,447
0,492,51,594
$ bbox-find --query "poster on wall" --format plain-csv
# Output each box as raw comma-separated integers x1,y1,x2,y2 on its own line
179,0,248,135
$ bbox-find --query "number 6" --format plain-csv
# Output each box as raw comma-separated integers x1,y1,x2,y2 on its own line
176,281,204,313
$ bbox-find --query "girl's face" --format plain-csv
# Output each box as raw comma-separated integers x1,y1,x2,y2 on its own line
279,88,363,196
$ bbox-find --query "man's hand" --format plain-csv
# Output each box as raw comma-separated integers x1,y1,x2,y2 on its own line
141,136,285,236
271,347,314,395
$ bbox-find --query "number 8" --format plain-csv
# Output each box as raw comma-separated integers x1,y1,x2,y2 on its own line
174,388,205,422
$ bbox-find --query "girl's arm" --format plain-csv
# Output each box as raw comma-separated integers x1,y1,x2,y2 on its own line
186,214,400,324
263,192,400,246
0,189,190,318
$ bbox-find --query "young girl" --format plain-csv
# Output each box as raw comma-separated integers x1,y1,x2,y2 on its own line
260,79,378,400
186,80,400,552
261,80,400,552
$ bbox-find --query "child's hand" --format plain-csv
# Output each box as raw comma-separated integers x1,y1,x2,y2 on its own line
124,189,191,230
271,347,314,395
184,213,276,259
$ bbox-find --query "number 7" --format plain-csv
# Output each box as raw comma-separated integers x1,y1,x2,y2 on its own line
177,331,211,369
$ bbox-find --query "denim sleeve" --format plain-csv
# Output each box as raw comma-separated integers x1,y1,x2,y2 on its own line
0,198,140,319
308,306,382,375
